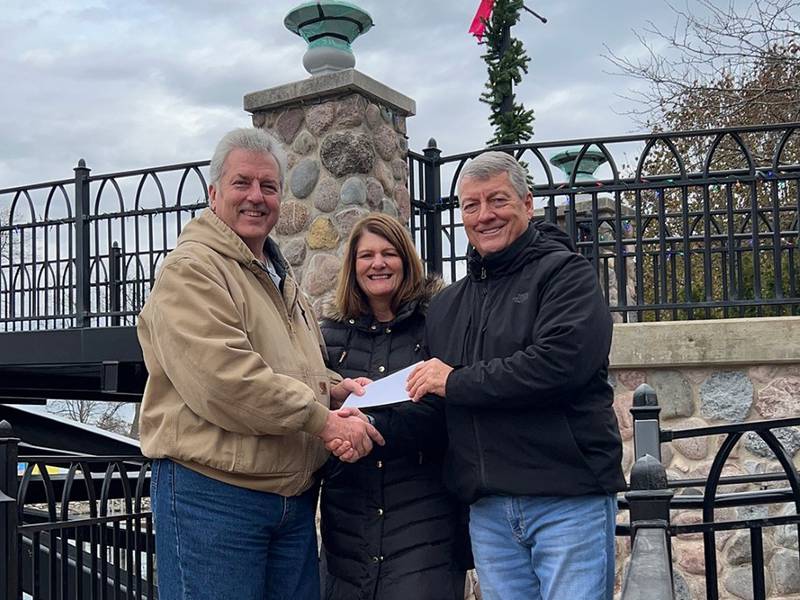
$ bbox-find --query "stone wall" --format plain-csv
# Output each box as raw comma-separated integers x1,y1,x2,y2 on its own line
610,318,800,599
245,70,414,316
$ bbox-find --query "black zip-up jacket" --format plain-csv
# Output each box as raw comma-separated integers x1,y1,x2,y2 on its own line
319,286,470,600
426,221,626,504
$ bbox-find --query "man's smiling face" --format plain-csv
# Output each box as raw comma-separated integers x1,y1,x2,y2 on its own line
209,148,281,259
459,171,533,257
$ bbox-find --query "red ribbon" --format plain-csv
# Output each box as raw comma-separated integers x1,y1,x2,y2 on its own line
469,0,495,40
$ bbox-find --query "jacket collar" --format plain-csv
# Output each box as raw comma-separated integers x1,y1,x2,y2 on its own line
467,222,538,280
180,209,298,307
347,298,421,332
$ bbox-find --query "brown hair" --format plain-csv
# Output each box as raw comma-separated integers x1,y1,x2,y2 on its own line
334,213,426,319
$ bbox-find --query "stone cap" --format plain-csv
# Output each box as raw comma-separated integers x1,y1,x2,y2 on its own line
244,69,416,116
611,315,800,368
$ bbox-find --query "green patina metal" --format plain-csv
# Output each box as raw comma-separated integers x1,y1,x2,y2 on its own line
284,1,373,53
549,146,608,181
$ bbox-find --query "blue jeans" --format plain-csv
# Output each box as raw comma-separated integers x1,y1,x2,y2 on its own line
469,494,617,600
150,459,320,600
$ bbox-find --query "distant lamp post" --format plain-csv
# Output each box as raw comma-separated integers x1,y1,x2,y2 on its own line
549,146,608,182
284,1,374,76
541,146,610,209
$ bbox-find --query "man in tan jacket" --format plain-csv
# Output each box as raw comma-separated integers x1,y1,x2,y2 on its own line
137,127,383,600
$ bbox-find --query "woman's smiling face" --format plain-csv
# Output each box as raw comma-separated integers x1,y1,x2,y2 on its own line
355,230,405,305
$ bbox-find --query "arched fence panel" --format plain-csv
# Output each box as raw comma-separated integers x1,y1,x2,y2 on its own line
1,161,210,331
3,124,800,328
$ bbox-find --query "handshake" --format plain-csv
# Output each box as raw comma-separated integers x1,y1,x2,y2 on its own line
318,377,384,463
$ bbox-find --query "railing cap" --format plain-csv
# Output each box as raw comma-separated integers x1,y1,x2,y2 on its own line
633,383,659,408
630,454,668,490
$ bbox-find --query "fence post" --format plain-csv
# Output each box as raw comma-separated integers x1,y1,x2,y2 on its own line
0,420,20,599
622,454,675,599
422,138,443,276
631,383,662,462
109,242,122,326
74,158,92,328
626,454,674,534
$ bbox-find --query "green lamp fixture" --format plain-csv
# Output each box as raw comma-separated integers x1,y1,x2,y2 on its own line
285,1,374,75
549,146,608,182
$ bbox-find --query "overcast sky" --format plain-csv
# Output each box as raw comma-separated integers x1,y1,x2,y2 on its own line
0,0,689,189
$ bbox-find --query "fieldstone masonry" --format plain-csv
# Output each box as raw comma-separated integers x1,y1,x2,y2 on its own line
611,363,800,599
244,69,415,314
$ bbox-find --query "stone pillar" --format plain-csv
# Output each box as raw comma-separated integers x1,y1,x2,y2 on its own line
244,69,416,314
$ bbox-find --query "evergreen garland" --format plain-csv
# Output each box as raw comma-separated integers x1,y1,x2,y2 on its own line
479,0,535,146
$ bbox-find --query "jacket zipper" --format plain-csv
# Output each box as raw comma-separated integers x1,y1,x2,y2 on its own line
472,414,487,489
473,274,490,489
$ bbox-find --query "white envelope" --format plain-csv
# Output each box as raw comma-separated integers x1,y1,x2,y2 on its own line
341,362,423,409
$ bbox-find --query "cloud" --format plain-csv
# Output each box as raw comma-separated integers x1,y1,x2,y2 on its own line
0,0,693,190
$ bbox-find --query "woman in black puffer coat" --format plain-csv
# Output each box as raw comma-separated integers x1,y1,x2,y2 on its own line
319,214,469,600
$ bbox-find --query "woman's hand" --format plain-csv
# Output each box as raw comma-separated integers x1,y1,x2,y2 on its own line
330,377,372,410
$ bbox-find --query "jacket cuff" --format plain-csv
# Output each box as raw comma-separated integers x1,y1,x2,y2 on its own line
302,401,330,436
444,366,465,404
368,410,385,431
327,369,343,385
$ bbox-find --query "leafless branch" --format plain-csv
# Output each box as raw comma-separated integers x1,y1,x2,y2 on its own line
603,0,800,128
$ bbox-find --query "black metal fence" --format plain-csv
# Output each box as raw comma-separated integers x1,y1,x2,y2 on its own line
3,122,800,330
620,384,800,600
0,420,155,599
3,403,798,598
409,122,800,322
0,160,209,331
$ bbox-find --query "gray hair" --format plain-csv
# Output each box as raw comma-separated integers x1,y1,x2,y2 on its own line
457,151,530,200
209,128,288,187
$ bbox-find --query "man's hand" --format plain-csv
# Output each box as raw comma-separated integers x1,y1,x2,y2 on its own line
324,407,373,462
406,358,453,402
318,409,384,463
330,377,371,410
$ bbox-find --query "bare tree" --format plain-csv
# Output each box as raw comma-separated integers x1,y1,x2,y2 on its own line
0,207,9,262
605,0,800,129
604,1,800,319
50,400,133,437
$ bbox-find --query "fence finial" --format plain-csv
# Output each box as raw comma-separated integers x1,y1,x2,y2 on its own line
633,383,658,407
77,158,86,168
427,138,438,149
630,454,668,490
0,420,12,436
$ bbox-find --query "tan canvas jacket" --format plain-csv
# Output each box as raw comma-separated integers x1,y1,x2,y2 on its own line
137,208,337,496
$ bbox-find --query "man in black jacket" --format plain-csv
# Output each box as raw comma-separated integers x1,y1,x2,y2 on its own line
407,151,625,600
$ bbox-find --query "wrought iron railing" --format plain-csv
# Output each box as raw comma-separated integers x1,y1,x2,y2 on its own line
3,122,800,329
0,160,210,331
0,421,154,599
620,384,800,600
409,122,800,322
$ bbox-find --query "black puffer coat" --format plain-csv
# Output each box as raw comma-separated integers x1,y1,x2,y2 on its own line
319,284,469,600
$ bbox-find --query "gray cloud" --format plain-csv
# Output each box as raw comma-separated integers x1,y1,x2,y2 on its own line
1,0,693,189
